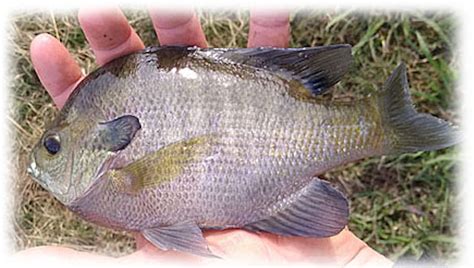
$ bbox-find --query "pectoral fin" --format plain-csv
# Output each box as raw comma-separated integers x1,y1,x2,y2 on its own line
108,135,216,193
142,221,217,258
244,177,349,237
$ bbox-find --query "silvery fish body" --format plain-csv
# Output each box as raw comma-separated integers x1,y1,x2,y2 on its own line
28,45,457,256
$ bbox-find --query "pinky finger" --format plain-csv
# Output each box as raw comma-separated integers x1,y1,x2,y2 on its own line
30,33,83,108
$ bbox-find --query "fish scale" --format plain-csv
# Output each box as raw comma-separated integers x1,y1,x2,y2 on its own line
28,45,458,256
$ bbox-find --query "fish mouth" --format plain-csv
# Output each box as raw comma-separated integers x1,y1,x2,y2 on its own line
27,155,40,179
26,155,49,190
27,153,72,204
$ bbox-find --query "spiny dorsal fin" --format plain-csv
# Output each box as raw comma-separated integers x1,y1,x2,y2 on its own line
198,44,353,96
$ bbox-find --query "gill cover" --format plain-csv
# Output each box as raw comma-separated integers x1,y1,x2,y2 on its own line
27,114,141,205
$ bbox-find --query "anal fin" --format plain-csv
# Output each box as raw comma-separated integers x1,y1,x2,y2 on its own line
244,177,349,237
142,221,218,258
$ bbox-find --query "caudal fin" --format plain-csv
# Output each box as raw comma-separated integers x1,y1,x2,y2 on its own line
379,63,460,154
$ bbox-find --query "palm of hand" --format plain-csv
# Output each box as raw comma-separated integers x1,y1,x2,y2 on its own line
22,7,392,266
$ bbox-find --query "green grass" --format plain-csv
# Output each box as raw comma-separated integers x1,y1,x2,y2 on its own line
9,9,459,263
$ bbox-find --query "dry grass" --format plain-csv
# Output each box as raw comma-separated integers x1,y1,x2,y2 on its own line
9,8,459,263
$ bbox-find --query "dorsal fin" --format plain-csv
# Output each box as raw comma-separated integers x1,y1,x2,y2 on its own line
198,44,353,96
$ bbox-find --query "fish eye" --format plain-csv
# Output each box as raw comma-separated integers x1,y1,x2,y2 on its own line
43,134,61,155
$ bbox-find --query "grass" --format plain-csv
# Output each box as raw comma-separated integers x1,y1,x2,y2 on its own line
9,8,459,263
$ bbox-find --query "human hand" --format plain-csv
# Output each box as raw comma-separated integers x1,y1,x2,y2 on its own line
23,7,393,266
15,228,391,266
29,7,290,108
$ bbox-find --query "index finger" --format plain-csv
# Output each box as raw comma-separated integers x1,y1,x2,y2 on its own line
78,7,145,66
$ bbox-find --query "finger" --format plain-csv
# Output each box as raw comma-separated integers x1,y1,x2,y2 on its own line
132,230,267,263
205,229,274,262
262,228,393,265
133,232,148,250
129,233,211,264
148,8,207,47
206,228,393,265
247,10,290,48
78,7,144,66
30,33,83,108
12,246,113,264
339,231,393,267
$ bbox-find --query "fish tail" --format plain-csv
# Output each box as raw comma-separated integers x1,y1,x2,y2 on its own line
378,63,460,154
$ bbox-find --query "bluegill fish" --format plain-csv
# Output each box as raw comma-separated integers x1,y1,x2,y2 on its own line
27,45,458,257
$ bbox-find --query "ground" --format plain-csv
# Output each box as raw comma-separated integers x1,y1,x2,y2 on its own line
9,8,459,263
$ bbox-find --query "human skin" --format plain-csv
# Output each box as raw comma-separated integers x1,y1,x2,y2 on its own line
17,7,393,266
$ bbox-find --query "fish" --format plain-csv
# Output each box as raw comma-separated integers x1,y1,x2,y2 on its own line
27,45,459,257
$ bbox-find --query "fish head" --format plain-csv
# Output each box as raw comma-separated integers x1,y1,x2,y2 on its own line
27,115,120,205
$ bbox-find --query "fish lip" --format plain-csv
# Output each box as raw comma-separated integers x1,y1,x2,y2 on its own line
27,153,61,195
26,154,41,180
30,155,72,204
27,157,50,190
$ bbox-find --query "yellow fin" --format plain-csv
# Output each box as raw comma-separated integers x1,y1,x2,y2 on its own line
108,135,216,193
